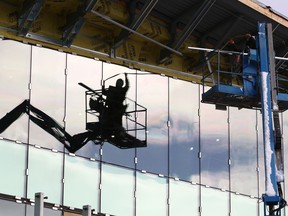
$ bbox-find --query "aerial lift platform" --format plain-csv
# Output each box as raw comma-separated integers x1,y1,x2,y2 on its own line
192,22,288,216
0,75,147,152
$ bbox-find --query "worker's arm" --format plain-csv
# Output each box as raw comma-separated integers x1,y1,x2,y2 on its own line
102,82,107,95
124,73,129,90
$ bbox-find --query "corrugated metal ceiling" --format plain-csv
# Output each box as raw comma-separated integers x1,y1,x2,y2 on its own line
0,0,287,82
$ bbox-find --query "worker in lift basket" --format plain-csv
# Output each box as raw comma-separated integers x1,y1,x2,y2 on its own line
101,73,130,133
245,33,256,50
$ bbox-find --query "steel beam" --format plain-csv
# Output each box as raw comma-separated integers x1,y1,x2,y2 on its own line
172,0,216,50
258,21,278,197
267,23,278,110
159,0,215,62
91,9,182,56
275,49,288,71
214,16,244,49
62,0,99,47
62,15,85,47
113,0,158,49
200,15,243,49
85,0,99,12
18,0,44,36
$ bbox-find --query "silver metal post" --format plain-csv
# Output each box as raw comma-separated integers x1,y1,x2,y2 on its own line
83,205,92,216
34,192,44,216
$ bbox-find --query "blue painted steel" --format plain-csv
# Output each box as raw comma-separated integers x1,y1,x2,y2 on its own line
242,50,258,97
258,22,278,196
262,195,282,216
210,84,243,95
258,22,281,216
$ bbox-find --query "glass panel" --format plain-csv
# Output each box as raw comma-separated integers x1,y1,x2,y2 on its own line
231,193,258,216
29,46,66,151
230,107,258,196
64,155,99,211
259,201,264,216
27,147,62,204
136,172,167,216
66,55,102,158
283,111,288,203
137,72,168,175
169,179,199,215
201,187,229,216
0,140,26,197
169,79,199,181
200,86,229,189
102,63,136,168
0,199,25,215
101,164,134,216
0,40,30,142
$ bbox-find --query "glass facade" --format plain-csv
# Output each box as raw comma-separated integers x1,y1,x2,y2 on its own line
0,40,286,216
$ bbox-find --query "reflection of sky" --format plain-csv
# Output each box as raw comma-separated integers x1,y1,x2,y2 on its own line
0,40,264,195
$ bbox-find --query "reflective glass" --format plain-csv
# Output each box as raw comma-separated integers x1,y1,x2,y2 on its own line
283,111,288,201
29,46,66,151
102,63,136,168
0,40,30,142
230,107,258,196
169,179,199,215
64,155,99,211
137,72,168,175
231,193,258,216
200,87,229,189
136,172,167,216
66,55,102,158
201,187,229,216
0,140,26,197
27,147,62,204
101,164,134,216
0,199,25,215
169,79,199,181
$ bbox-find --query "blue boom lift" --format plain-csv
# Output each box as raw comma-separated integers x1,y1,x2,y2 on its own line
197,22,288,216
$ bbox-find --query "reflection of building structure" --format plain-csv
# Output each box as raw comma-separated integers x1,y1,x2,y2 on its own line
1,38,286,216
1,1,288,216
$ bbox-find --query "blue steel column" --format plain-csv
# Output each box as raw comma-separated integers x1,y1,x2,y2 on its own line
258,22,278,197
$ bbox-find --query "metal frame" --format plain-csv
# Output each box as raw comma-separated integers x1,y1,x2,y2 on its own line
113,0,159,49
18,0,44,36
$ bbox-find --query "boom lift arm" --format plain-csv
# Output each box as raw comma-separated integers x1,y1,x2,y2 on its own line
258,22,286,216
0,79,147,152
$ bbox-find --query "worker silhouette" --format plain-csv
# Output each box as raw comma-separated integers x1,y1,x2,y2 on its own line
101,73,129,131
75,73,130,149
0,73,145,152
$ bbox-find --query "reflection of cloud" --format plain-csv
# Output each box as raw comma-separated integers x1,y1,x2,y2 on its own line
201,134,228,153
170,117,197,143
190,161,259,196
195,170,229,188
146,114,168,145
